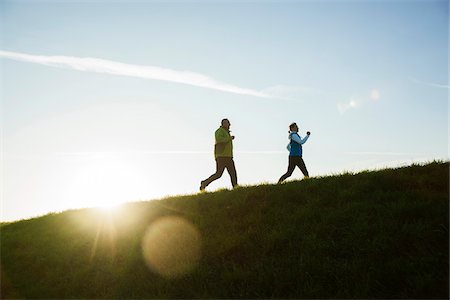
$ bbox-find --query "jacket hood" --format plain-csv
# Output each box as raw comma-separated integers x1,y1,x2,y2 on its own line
288,131,299,138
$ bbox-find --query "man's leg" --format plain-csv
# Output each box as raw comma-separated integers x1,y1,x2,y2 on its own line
225,158,238,188
278,156,296,183
296,157,309,178
201,157,226,190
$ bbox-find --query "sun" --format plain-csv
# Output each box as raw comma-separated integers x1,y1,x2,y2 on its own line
96,201,123,212
65,155,158,213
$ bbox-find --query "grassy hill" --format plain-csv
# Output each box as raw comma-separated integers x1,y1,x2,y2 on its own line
1,161,448,299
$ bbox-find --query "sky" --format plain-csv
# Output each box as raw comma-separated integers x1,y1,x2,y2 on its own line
1,0,448,222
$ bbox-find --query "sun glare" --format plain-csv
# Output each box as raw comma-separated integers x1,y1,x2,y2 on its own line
97,201,122,212
64,155,159,213
141,216,202,278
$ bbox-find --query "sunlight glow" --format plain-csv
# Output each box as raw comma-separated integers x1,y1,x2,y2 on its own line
90,207,118,261
66,155,155,211
96,201,123,212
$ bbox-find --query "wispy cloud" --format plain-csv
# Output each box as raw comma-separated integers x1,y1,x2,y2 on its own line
409,77,450,89
0,50,271,98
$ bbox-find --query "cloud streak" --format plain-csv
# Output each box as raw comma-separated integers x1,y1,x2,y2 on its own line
0,50,271,98
409,77,450,89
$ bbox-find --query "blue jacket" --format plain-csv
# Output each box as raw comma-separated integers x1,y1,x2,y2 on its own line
287,132,309,157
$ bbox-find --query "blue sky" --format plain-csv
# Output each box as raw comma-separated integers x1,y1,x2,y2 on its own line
1,0,448,221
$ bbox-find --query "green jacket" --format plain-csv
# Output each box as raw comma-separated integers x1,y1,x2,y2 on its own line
214,127,233,158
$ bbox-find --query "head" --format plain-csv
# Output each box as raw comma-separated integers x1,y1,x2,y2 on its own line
221,118,231,130
289,122,298,132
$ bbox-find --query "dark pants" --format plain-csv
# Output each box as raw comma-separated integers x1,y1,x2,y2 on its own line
278,156,309,183
202,157,238,188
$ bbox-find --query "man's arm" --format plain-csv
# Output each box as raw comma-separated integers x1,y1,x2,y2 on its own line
215,129,232,144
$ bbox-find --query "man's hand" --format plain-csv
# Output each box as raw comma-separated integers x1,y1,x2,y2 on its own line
307,131,311,135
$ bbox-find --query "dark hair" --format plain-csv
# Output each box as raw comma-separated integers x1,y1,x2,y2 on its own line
289,122,297,130
221,119,229,125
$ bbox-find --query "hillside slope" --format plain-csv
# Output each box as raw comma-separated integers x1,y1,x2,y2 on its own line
1,162,448,299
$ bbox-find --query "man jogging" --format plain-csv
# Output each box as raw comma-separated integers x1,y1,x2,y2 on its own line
278,122,311,183
200,118,237,191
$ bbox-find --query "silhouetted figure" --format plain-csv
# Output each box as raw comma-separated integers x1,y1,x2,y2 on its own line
200,119,237,191
278,122,310,183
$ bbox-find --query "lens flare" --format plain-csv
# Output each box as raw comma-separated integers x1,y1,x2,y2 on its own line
141,216,201,278
370,89,380,100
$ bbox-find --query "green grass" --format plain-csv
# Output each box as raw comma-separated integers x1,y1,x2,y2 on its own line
1,161,448,299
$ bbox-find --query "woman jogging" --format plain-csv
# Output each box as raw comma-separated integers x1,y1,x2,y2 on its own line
278,122,311,183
